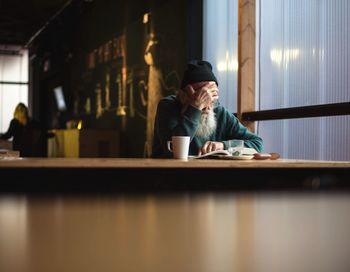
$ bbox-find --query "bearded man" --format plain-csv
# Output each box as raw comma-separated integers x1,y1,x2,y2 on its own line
151,60,263,158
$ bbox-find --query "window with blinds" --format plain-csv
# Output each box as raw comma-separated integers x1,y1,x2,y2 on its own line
257,0,350,161
0,45,28,133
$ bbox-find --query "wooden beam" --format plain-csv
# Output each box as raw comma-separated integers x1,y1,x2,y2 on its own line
242,102,350,121
238,0,256,132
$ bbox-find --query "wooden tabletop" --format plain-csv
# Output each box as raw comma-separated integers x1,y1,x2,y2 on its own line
0,157,350,168
1,158,349,192
1,193,350,272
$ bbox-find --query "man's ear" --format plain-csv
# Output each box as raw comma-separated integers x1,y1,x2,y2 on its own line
177,89,188,104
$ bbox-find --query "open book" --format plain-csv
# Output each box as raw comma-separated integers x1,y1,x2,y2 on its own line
190,147,258,159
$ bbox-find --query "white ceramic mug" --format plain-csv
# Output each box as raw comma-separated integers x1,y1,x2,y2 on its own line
167,136,190,160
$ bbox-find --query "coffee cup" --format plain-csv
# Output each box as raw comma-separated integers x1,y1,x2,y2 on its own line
167,136,190,160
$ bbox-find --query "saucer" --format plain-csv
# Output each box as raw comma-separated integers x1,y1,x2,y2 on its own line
231,155,254,160
219,154,254,160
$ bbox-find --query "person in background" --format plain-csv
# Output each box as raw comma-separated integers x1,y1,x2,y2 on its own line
151,60,263,158
0,102,41,156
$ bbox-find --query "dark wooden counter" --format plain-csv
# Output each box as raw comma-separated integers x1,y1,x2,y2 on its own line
1,157,350,168
1,158,349,193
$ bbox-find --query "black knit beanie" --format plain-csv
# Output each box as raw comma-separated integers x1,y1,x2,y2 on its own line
180,60,218,89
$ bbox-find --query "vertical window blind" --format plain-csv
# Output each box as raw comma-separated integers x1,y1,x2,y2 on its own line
257,0,350,160
203,0,238,113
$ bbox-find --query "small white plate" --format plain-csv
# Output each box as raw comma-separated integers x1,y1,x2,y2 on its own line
218,154,254,160
231,155,254,160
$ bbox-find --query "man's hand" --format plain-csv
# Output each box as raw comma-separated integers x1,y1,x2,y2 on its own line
187,82,219,111
198,141,224,155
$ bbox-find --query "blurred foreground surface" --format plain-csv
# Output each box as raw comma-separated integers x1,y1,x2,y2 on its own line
1,192,350,272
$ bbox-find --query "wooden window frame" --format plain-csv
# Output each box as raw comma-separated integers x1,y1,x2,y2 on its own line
238,0,350,126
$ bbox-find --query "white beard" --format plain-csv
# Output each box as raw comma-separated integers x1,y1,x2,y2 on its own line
195,110,217,139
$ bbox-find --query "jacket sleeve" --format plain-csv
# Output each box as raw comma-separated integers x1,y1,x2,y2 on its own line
154,98,201,152
220,109,264,152
0,119,16,140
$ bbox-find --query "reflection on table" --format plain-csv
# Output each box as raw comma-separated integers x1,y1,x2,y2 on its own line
1,193,350,272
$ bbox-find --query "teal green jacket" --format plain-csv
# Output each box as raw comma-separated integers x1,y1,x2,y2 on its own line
151,95,263,158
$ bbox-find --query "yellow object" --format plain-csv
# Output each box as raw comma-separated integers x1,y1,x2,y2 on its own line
47,129,120,158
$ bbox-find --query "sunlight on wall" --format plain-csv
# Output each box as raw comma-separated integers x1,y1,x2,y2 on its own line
270,48,300,67
217,51,238,72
